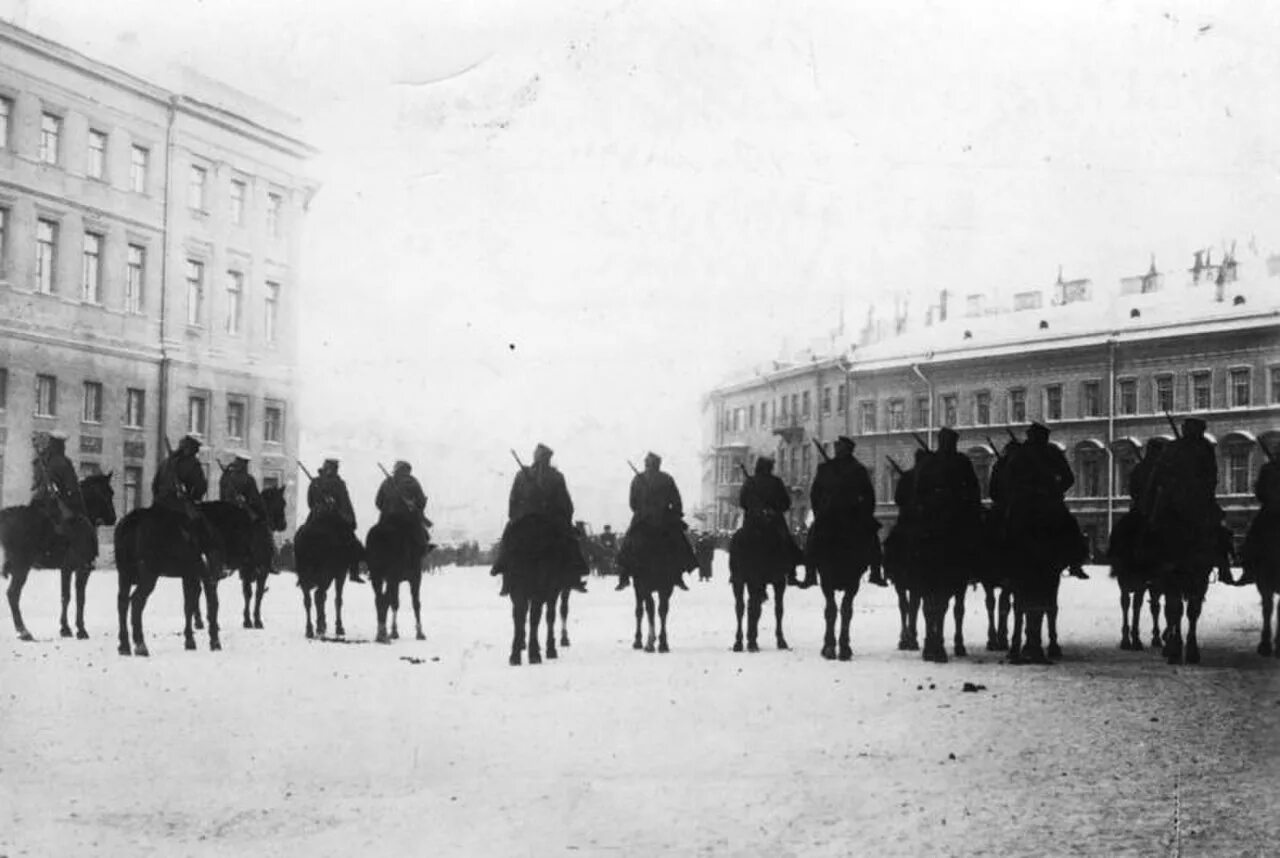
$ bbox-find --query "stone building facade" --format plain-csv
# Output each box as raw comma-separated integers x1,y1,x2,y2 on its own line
0,21,316,527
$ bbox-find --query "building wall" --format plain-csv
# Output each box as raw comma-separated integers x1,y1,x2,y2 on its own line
0,22,313,530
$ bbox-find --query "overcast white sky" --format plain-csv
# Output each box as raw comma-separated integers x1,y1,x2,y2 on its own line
9,0,1280,540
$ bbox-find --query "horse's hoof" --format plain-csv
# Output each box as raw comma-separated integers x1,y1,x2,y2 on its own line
335,626,345,638
1119,639,1132,651
821,644,836,660
546,645,558,660
193,619,204,631
633,640,643,650
954,644,967,658
838,646,853,662
776,638,789,651
184,638,197,651
376,632,390,645
986,640,1000,652
644,642,655,654
1047,643,1062,660
415,631,426,642
560,635,570,647
210,639,222,652
898,640,912,651
118,642,131,656
658,640,669,654
747,641,759,653
134,643,149,658
253,620,264,630
60,626,73,638
1185,645,1200,665
390,630,400,640
732,640,744,653
1258,641,1273,657
907,639,920,651
529,650,542,665
1131,638,1143,652
509,651,522,666
76,629,89,641
306,628,315,640
243,619,253,630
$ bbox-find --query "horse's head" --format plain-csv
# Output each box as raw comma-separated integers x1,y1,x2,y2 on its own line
262,486,288,532
81,472,117,526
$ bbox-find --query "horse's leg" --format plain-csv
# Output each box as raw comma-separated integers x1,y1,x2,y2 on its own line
117,571,132,655
732,581,746,652
60,568,74,637
838,587,855,661
1008,594,1025,663
773,581,788,650
389,581,401,640
253,570,266,630
333,573,346,638
130,573,157,657
644,593,657,653
821,586,837,659
302,585,315,638
509,593,526,666
528,598,544,664
895,584,911,650
1185,589,1204,665
952,584,967,657
373,578,390,644
1163,585,1184,664
1119,588,1133,650
908,590,922,650
920,594,940,661
559,589,570,647
242,573,254,629
1046,579,1062,659
657,588,670,653
73,567,90,639
984,584,999,650
544,590,559,659
1149,589,1163,649
315,584,329,638
182,578,199,651
410,574,425,641
1272,587,1280,660
746,584,763,652
204,572,221,651
997,587,1010,650
1259,588,1275,657
633,589,644,650
1127,585,1144,651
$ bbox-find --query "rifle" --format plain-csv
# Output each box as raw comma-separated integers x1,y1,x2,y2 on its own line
627,460,641,476
911,432,930,451
1257,437,1277,465
986,435,1003,459
812,438,831,462
1163,410,1181,440
885,456,905,476
296,460,316,482
378,462,433,528
510,449,529,472
1005,427,1019,445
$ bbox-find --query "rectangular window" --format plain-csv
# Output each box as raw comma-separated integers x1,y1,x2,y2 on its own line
940,394,958,427
230,180,247,226
123,466,143,513
186,259,205,326
1228,447,1251,493
0,366,7,409
1044,385,1063,421
125,388,145,428
87,130,107,180
731,408,741,433
267,193,283,237
130,146,149,193
1230,368,1251,408
36,219,57,294
36,374,57,417
126,244,145,313
1117,379,1137,415
974,391,991,426
748,403,755,429
82,381,103,423
226,398,246,440
189,165,207,211
801,391,811,418
225,270,243,335
187,395,208,436
822,387,832,415
914,396,929,429
779,397,788,420
1271,367,1280,405
0,97,11,148
39,113,61,164
1009,388,1027,423
81,233,102,303
1191,371,1211,410
1154,375,1174,413
790,394,799,422
888,399,906,431
264,404,283,444
1082,381,1101,418
860,401,876,434
837,385,847,414
0,206,7,275
1079,454,1102,497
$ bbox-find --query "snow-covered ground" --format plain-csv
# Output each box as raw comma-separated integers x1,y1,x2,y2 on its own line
2,557,1277,858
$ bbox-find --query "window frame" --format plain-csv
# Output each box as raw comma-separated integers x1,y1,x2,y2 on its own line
225,395,248,441
263,401,284,445
125,243,146,313
39,111,62,165
81,380,104,424
225,269,244,336
188,164,208,212
187,392,209,438
1081,380,1101,418
129,145,150,194
1153,373,1174,414
1115,377,1137,416
1008,387,1027,424
35,373,58,417
973,390,991,426
87,129,108,180
185,258,206,327
124,387,146,429
36,218,58,294
1189,369,1212,411
1043,384,1063,422
1228,366,1251,409
81,232,103,304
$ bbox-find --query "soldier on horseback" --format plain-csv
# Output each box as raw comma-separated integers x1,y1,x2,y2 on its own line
307,457,364,582
1007,423,1089,579
738,455,802,564
616,452,696,591
493,444,589,597
153,435,219,561
1144,418,1234,583
219,451,267,524
1107,437,1168,567
800,436,885,589
1236,446,1278,588
375,460,432,573
30,430,89,550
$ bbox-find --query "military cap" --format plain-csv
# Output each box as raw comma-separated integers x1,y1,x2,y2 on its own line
938,426,960,443
179,434,202,449
393,460,411,473
1027,422,1051,438
322,456,340,466
645,451,661,464
1182,417,1207,436
835,435,855,449
533,443,553,461
48,429,70,441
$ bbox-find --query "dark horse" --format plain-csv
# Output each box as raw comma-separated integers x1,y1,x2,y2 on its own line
1,474,117,641
227,487,288,629
1243,504,1280,657
883,519,923,651
727,514,797,653
365,518,428,643
1107,509,1160,651
498,514,577,665
625,522,693,654
295,511,364,639
804,516,880,660
114,504,225,656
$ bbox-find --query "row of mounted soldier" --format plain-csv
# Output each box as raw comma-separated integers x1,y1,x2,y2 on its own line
1,417,1277,667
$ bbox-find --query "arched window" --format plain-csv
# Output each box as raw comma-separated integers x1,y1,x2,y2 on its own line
1074,439,1106,498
